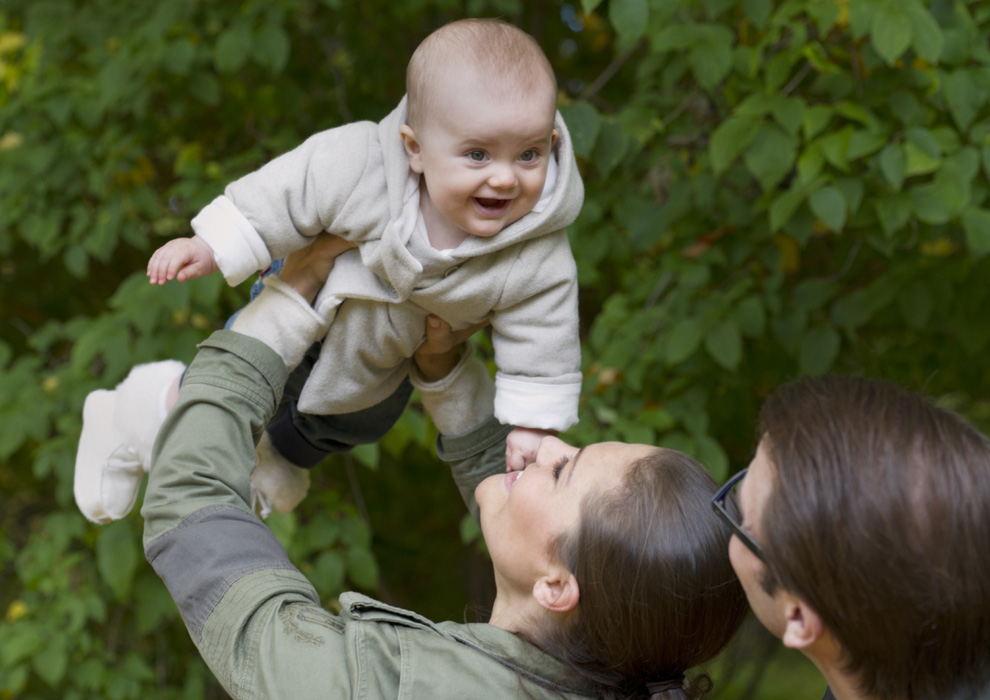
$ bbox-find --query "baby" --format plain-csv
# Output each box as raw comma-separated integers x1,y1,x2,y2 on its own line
75,18,584,523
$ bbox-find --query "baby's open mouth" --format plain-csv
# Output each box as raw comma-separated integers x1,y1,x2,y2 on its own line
475,197,510,213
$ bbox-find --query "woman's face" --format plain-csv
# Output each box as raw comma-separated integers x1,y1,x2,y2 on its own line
475,436,660,594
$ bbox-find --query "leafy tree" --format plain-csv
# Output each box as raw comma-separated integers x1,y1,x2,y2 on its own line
1,0,987,698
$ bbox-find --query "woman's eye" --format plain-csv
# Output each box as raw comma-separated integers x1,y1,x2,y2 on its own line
468,150,486,162
519,150,537,162
552,456,568,481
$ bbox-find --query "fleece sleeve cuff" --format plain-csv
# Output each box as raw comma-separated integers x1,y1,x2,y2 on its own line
493,373,581,432
229,276,330,371
191,195,272,286
410,347,496,436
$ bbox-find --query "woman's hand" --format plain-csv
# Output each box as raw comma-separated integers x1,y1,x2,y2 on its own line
413,315,490,382
278,234,357,304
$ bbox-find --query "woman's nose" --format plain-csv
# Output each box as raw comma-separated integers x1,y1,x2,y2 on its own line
536,435,575,466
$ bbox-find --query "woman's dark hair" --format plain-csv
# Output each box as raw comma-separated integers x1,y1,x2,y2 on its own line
758,375,990,700
532,449,748,700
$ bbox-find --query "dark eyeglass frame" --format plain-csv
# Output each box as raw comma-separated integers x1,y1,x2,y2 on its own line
711,468,766,563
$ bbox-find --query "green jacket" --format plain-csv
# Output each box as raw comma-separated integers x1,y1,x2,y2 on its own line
142,329,594,700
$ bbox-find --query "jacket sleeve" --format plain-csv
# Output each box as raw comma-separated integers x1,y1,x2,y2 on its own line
141,277,365,699
410,348,509,522
191,122,380,285
489,231,582,432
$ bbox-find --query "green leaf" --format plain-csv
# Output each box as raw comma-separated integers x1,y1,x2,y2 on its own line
793,279,838,311
799,326,840,376
879,144,906,190
710,117,760,173
905,0,944,63
735,297,766,338
695,434,729,482
214,23,252,73
772,97,806,137
831,290,872,329
846,130,888,161
0,623,45,666
346,546,379,590
911,183,954,224
834,177,865,215
560,100,601,159
741,0,772,28
809,186,847,232
797,145,824,185
582,0,604,12
871,3,913,65
743,124,797,192
311,551,346,597
608,0,649,44
769,187,807,232
803,105,833,140
32,640,68,686
898,280,932,330
352,442,379,470
906,127,942,159
164,40,196,76
593,120,631,178
96,520,138,602
690,39,734,90
704,319,742,370
962,208,990,259
903,141,941,176
665,319,704,365
255,25,291,74
848,1,877,37
817,128,852,171
704,0,737,19
945,70,979,131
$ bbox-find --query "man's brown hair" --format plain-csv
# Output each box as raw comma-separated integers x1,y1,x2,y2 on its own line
759,375,990,700
405,18,556,131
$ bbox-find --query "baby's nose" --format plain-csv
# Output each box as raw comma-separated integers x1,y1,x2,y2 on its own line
487,164,518,189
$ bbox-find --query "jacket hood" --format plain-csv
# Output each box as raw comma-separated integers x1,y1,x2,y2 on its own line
376,95,585,259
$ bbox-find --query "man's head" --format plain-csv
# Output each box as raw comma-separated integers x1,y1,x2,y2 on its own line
400,19,559,243
729,375,990,699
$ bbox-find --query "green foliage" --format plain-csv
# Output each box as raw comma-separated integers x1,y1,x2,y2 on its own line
2,0,989,698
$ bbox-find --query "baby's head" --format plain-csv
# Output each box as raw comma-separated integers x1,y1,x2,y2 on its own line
400,19,560,242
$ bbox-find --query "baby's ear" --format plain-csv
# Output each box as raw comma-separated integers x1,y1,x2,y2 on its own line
400,125,424,173
551,129,559,150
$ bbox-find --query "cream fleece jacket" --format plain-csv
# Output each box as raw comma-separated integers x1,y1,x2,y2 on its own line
193,97,583,431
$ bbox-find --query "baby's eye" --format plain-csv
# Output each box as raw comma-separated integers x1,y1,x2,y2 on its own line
552,456,568,481
519,150,537,162
468,150,486,162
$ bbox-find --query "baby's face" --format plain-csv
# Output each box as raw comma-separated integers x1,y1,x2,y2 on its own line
403,66,558,241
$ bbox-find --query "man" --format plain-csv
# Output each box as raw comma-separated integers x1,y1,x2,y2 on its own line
713,375,990,700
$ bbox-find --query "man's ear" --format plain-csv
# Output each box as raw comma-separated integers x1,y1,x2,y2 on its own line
399,125,424,173
781,596,826,651
533,567,579,614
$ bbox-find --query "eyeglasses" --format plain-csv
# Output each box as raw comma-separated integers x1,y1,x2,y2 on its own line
711,468,766,563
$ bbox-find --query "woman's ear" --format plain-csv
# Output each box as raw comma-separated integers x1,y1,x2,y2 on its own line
399,125,424,173
533,567,579,614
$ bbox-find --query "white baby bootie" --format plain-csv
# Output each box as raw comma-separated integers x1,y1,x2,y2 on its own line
74,360,186,524
250,432,311,518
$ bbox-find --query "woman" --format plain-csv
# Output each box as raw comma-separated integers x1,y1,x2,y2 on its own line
140,239,748,700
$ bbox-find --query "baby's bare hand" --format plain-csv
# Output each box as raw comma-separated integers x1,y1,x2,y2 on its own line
505,427,555,472
147,236,218,285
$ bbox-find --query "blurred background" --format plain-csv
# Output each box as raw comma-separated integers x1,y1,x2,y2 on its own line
1,0,988,697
